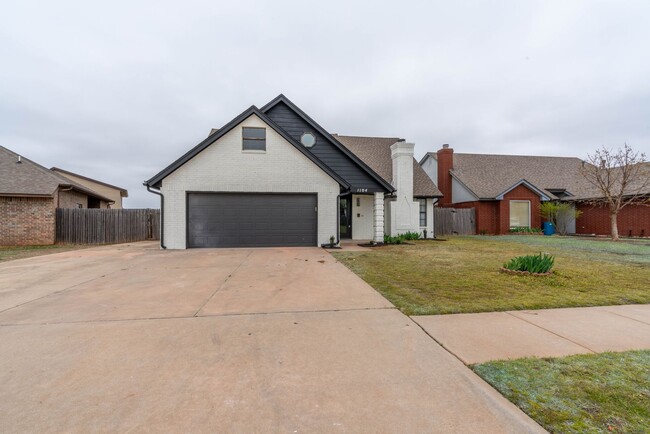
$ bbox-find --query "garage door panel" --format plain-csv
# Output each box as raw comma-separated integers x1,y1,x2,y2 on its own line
187,193,317,248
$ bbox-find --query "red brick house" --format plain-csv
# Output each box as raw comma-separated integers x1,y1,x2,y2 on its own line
420,145,649,237
0,146,121,245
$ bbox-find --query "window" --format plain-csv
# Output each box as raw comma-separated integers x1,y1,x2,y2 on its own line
419,199,427,227
242,127,266,151
510,200,531,227
301,132,316,147
76,203,83,209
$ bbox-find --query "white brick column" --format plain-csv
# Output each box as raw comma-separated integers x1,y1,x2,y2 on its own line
373,192,384,243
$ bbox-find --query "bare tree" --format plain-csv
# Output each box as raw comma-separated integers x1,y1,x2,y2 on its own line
580,144,650,241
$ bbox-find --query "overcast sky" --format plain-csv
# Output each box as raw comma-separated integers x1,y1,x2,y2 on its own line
1,1,649,208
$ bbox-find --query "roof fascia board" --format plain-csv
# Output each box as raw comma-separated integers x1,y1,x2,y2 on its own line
51,167,128,195
418,152,437,165
495,179,551,201
0,193,53,198
144,105,349,189
261,95,395,192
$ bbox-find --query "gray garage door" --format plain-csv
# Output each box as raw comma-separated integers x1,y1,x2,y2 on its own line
187,193,318,248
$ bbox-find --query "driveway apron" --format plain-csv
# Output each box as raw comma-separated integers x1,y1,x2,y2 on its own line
0,242,544,433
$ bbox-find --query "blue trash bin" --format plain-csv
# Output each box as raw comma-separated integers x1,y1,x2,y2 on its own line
543,221,555,236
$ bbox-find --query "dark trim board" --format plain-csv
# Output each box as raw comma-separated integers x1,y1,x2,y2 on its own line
185,191,319,248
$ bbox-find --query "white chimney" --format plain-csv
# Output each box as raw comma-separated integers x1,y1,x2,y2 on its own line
390,141,414,199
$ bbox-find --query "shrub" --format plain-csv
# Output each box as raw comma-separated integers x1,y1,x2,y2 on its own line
503,252,555,274
509,226,542,234
540,202,583,236
402,231,421,240
383,234,405,244
383,231,422,244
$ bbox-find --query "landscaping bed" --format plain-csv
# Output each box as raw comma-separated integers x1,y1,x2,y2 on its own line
332,236,650,315
473,351,650,433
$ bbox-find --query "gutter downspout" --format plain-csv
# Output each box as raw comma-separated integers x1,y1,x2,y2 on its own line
336,192,342,245
146,185,166,249
56,186,74,208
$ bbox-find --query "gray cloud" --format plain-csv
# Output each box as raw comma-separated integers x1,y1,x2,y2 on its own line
1,0,649,207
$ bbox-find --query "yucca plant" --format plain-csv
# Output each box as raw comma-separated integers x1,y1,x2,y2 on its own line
503,252,555,274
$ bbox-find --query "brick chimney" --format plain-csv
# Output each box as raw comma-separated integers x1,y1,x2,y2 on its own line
437,144,453,205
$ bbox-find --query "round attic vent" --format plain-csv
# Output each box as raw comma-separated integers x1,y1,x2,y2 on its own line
300,132,316,147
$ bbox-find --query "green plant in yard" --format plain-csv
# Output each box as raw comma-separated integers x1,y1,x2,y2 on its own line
509,226,542,234
402,231,421,240
383,234,405,244
503,252,554,274
540,201,583,236
383,232,421,244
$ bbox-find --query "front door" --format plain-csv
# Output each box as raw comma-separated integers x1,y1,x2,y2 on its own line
340,196,352,238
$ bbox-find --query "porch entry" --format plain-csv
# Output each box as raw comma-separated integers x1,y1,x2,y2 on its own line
340,195,352,238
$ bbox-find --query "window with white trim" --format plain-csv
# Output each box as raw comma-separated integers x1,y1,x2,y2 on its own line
242,127,266,151
509,200,531,227
419,199,427,227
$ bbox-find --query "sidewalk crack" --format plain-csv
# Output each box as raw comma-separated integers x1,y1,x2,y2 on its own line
505,311,597,354
193,249,254,317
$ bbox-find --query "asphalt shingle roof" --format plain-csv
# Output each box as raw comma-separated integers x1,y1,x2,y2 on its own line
422,151,650,200
334,135,442,197
0,146,113,201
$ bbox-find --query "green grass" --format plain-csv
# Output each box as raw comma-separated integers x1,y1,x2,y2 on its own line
473,351,650,433
0,245,87,263
332,236,650,315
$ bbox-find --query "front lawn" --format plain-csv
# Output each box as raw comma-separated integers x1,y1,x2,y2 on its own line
473,351,650,433
332,236,650,315
0,245,88,263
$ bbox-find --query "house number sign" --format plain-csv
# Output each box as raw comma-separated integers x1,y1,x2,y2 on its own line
355,188,368,193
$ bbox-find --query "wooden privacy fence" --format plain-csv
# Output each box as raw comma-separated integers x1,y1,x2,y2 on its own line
434,207,476,236
56,208,160,244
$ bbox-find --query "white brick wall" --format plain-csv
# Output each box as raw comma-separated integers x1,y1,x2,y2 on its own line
160,114,340,249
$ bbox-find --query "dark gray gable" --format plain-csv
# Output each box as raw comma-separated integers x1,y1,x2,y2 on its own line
261,96,394,194
144,106,349,189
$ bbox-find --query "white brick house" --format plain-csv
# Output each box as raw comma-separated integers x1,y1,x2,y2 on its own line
145,95,441,249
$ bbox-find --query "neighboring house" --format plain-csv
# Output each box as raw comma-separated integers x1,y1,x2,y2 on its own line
144,94,441,249
51,167,128,208
420,145,649,236
0,146,117,245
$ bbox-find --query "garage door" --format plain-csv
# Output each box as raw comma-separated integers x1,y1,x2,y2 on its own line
187,193,317,248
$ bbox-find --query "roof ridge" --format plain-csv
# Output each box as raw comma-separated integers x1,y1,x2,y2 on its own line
454,152,583,160
332,134,402,140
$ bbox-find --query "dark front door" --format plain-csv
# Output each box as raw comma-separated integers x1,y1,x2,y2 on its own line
340,196,352,238
187,193,317,248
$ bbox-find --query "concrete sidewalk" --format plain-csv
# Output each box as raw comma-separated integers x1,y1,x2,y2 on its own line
413,304,650,364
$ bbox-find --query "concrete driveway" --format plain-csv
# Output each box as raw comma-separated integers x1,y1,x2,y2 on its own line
0,242,543,433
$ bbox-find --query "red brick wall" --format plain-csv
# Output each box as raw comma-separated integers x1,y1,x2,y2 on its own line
441,184,543,235
444,201,499,234
498,185,542,234
58,189,88,208
436,147,454,205
576,203,649,237
0,197,56,246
